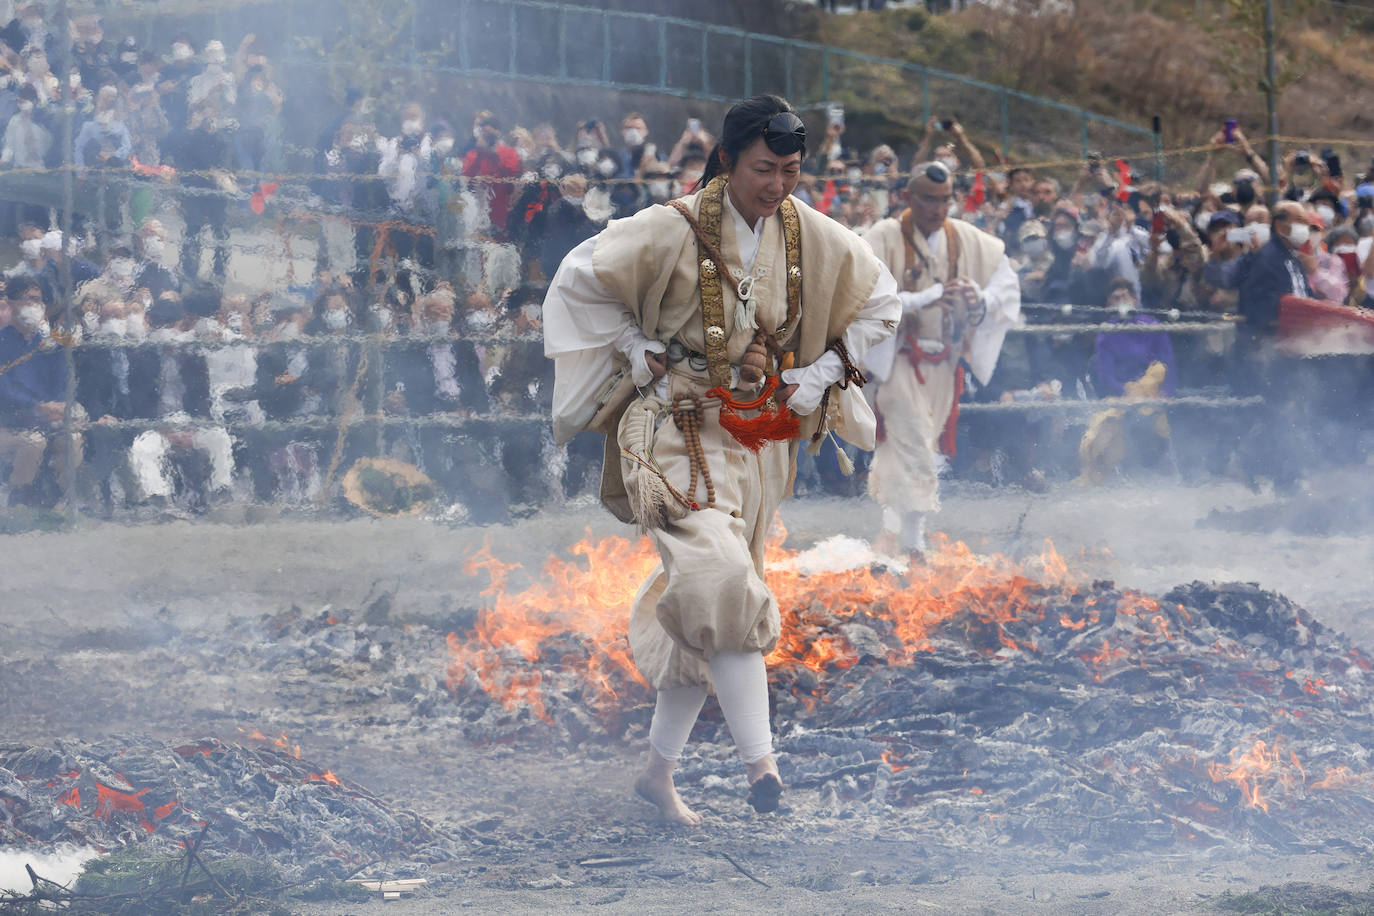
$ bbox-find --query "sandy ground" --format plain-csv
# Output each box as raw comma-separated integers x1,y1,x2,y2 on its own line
3,468,1374,914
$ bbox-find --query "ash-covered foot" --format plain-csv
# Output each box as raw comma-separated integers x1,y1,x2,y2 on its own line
746,755,784,813
634,759,702,826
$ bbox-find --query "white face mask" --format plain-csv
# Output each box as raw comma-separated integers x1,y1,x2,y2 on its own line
1053,229,1077,251
1316,205,1336,227
224,312,245,332
947,202,961,219
846,167,862,181
143,237,164,259
576,148,597,168
647,180,670,200
424,318,451,335
108,257,136,286
1194,210,1214,231
95,110,114,126
1250,223,1271,246
466,310,497,330
1284,222,1310,247
18,304,45,331
17,100,32,113
99,318,127,337
938,156,959,173
1021,238,1048,259
21,238,42,261
434,137,454,156
596,158,617,177
323,309,348,330
402,118,423,136
622,127,644,147
172,43,192,61
1157,240,1173,257
541,163,562,181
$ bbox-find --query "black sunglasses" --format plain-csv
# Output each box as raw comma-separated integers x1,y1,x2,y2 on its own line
924,162,951,183
763,112,806,156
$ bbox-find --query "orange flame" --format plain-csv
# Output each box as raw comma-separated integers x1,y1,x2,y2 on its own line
1206,738,1305,813
446,529,1083,719
306,770,342,787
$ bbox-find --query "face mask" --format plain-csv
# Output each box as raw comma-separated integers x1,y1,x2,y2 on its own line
99,318,127,337
1116,302,1135,318
1194,210,1213,231
143,237,164,259
1250,223,1270,246
323,309,348,330
622,128,644,147
1021,238,1048,258
846,167,862,181
1053,230,1077,251
121,51,139,64
434,137,455,156
1157,240,1173,257
647,180,670,200
947,202,961,219
542,163,562,181
1358,215,1374,235
96,110,113,126
17,100,32,113
18,304,44,330
596,158,617,177
466,310,497,330
21,238,42,261
576,148,597,168
108,258,136,285
369,306,394,329
873,163,888,176
1316,205,1336,226
224,312,245,332
1285,223,1310,247
562,194,584,206
938,157,959,173
425,318,451,335
69,74,81,89
403,119,422,136
1334,243,1358,255
172,44,192,61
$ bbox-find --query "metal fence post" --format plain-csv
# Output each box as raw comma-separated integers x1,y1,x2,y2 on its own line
820,48,829,101
1000,89,1009,164
658,19,667,90
602,11,611,85
558,5,567,78
508,4,517,75
702,29,710,97
1080,111,1090,161
920,68,930,128
744,34,752,98
784,43,793,101
458,0,469,72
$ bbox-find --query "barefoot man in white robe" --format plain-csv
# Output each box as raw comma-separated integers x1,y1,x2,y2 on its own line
862,162,1021,556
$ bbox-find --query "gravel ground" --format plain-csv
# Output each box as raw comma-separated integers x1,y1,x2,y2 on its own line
3,467,1374,914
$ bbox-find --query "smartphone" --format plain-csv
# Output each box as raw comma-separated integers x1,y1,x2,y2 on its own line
1151,212,1166,234
687,118,701,134
826,103,844,129
939,119,954,131
1223,118,1238,144
1322,148,1342,179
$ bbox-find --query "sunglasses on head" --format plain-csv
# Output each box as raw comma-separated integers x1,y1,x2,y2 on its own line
924,162,951,183
763,111,806,156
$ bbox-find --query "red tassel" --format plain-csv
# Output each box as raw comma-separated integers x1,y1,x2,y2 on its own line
706,376,801,451
717,407,801,452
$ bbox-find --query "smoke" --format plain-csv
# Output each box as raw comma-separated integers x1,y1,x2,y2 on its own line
0,845,100,894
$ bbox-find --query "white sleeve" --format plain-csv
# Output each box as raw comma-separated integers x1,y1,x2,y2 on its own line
898,283,944,313
965,254,1022,385
544,235,662,443
780,262,901,415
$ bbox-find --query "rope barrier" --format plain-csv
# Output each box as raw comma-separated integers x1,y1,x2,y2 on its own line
958,394,1263,414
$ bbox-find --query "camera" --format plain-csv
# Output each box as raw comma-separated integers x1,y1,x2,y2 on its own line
1293,150,1311,169
1321,147,1342,179
939,118,954,131
1086,150,1103,168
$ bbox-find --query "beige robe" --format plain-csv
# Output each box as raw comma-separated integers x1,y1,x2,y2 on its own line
567,188,882,690
864,215,1006,516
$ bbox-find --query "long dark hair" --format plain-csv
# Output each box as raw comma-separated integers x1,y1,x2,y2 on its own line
700,94,803,185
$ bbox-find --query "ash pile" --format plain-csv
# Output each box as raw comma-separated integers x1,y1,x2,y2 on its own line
442,536,1374,856
0,737,464,877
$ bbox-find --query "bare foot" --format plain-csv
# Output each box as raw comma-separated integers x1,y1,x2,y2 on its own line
634,753,702,827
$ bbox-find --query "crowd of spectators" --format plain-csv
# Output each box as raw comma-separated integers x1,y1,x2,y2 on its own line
0,3,1369,520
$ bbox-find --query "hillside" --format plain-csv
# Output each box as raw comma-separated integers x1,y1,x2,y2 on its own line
795,0,1374,181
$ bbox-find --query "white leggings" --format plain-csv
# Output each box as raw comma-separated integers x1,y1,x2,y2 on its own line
648,650,773,765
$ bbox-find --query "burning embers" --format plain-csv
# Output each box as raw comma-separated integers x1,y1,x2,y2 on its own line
445,533,1374,853
0,738,462,875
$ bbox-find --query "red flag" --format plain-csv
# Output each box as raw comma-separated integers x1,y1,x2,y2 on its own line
130,156,175,179
963,170,985,213
250,180,280,215
1114,159,1132,202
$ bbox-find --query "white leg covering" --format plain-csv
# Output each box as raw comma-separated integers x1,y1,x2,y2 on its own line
900,511,927,553
129,431,172,500
648,685,707,762
709,650,774,764
191,426,234,491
